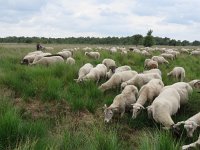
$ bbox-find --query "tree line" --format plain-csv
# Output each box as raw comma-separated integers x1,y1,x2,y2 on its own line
0,31,199,46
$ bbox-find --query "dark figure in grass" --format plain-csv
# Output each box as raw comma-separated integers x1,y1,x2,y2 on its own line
36,43,42,50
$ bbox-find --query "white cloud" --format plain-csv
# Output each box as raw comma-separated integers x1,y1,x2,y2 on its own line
0,0,200,41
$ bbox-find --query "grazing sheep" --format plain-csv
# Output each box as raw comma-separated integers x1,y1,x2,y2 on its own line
74,63,93,83
82,64,107,83
85,52,100,59
99,70,138,92
188,80,200,89
167,67,185,82
190,50,200,56
106,65,131,78
147,87,181,129
102,58,116,71
21,51,44,65
152,56,169,64
173,112,200,137
182,134,200,150
132,79,164,119
121,73,162,89
161,53,175,60
66,57,75,65
104,85,138,123
143,69,162,77
109,47,117,53
31,52,52,64
57,50,72,59
30,56,64,66
162,82,193,105
144,59,158,69
141,50,151,56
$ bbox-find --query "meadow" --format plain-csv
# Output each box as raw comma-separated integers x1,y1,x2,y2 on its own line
0,43,199,150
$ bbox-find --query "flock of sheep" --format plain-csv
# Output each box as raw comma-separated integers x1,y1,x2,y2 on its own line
21,46,200,149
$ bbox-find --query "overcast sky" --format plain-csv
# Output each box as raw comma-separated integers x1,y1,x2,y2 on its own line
0,0,199,41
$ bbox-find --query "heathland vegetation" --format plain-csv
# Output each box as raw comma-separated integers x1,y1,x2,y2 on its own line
0,43,199,149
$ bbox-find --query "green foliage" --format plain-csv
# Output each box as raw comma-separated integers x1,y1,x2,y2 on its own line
143,30,155,47
133,34,143,46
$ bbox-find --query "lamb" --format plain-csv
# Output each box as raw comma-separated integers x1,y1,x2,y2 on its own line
147,87,181,129
85,52,100,59
143,69,162,77
132,79,164,119
182,134,200,150
98,70,138,92
57,50,72,59
104,85,138,123
106,65,131,79
121,73,162,89
144,59,158,69
82,64,107,83
30,56,64,66
66,57,75,65
160,53,175,60
167,67,185,82
173,112,200,137
102,58,116,71
74,63,93,83
152,56,169,64
188,79,200,89
162,82,193,105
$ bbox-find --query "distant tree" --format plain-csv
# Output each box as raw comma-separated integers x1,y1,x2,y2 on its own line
192,40,200,46
176,40,182,46
143,29,155,47
169,39,177,46
181,40,190,46
133,34,143,47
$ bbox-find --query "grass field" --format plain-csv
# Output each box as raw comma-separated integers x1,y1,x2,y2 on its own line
0,43,199,150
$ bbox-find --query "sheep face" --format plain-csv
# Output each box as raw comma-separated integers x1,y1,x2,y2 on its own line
194,81,200,89
104,108,114,123
184,121,199,137
132,104,145,119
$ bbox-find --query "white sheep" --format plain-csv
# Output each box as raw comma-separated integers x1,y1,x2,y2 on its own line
167,67,185,82
188,79,200,89
190,50,200,56
104,85,138,123
106,65,131,79
160,53,175,60
57,50,72,59
182,134,200,150
147,87,181,129
21,51,44,65
132,79,164,119
121,73,162,89
162,82,193,105
144,59,158,69
74,63,93,83
82,64,107,83
173,112,200,137
98,70,138,92
102,58,116,71
85,52,100,59
66,57,75,65
143,69,162,77
109,47,117,53
31,52,52,64
30,56,64,66
152,56,169,64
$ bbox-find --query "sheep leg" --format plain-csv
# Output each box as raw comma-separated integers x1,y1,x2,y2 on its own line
182,136,200,150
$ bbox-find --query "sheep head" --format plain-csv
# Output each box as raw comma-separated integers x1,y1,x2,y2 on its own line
103,104,118,123
132,103,145,119
184,121,199,137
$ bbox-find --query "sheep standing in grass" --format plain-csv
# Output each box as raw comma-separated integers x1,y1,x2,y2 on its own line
167,67,185,82
66,57,75,65
173,112,200,137
21,51,44,65
31,52,52,64
160,53,175,60
190,50,200,56
132,79,164,119
106,65,131,78
30,56,64,66
147,87,181,129
144,59,158,69
104,85,138,123
143,69,162,77
85,52,100,59
57,50,72,59
82,64,107,83
99,70,138,92
74,63,93,83
182,134,200,150
152,56,169,64
102,58,116,71
162,82,193,105
188,79,200,89
121,73,162,89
